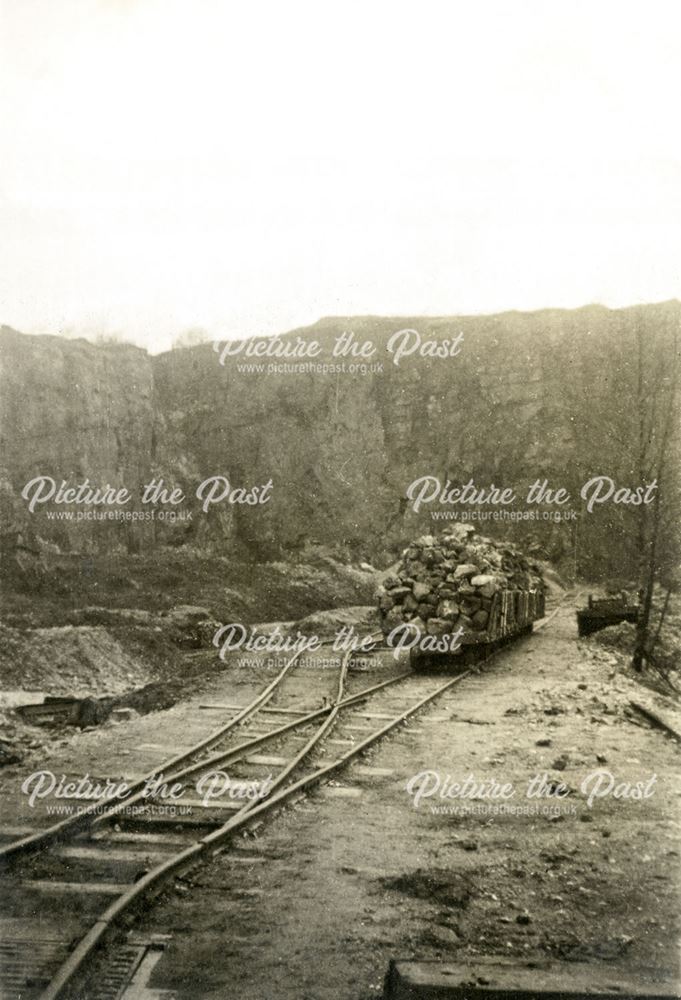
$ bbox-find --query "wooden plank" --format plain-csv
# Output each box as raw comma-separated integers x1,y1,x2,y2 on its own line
245,754,288,766
55,845,169,864
20,880,127,896
198,703,249,711
89,831,190,848
0,826,37,840
630,700,681,742
138,743,195,752
175,798,243,811
385,959,680,1000
222,855,269,864
320,786,363,798
353,765,395,777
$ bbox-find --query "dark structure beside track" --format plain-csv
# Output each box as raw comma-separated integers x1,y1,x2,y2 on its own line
576,594,640,636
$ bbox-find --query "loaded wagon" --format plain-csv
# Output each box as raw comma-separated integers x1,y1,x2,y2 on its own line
376,526,546,671
409,585,545,670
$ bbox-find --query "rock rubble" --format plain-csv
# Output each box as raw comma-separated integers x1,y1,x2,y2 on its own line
377,525,544,638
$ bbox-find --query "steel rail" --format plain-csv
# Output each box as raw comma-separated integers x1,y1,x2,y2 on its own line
204,670,473,849
212,645,352,830
534,593,571,631
184,603,567,837
3,604,556,861
0,646,305,862
92,669,414,824
0,667,413,865
37,669,471,1000
27,608,562,997
1,632,391,862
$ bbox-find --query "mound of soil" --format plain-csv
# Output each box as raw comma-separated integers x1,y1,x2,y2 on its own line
1,546,377,629
587,587,681,691
294,605,380,640
591,621,637,654
0,623,152,696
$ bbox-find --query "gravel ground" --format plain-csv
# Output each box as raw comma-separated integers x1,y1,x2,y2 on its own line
1,596,679,999
127,598,680,998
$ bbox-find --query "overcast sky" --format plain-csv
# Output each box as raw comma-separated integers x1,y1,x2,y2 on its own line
1,0,679,353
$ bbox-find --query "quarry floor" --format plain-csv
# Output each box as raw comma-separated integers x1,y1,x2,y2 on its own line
1,596,680,999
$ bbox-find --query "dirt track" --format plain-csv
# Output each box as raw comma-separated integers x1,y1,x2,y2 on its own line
124,598,680,998
1,596,679,999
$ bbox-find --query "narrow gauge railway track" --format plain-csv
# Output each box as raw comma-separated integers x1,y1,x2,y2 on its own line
0,662,468,999
0,642,349,997
0,636,385,859
0,647,310,861
0,606,561,1000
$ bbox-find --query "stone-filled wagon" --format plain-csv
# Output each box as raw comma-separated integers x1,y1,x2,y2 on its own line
376,525,546,669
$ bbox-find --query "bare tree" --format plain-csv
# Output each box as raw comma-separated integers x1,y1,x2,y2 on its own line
632,324,680,672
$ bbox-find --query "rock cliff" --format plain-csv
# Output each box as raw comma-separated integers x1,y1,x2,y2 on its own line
2,300,679,579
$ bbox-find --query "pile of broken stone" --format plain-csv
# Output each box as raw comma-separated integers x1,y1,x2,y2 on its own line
377,525,544,638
